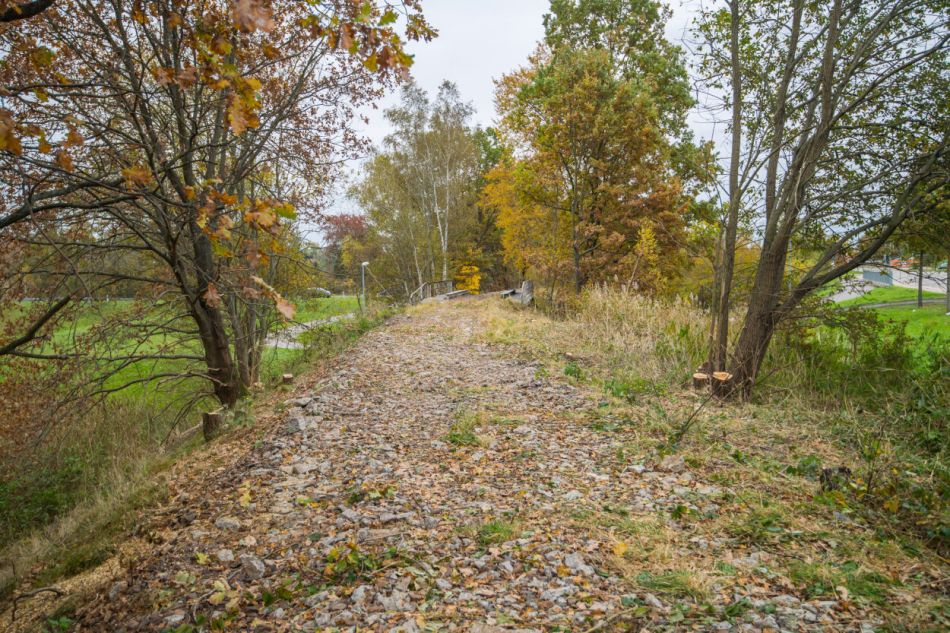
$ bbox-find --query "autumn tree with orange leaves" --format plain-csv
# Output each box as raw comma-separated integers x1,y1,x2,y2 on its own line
0,0,433,408
484,0,710,298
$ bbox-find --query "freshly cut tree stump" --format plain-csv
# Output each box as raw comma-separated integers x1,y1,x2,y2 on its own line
282,373,294,384
692,372,710,389
202,411,224,442
711,371,734,397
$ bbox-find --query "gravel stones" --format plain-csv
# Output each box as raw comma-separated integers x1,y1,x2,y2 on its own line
657,454,686,473
239,554,265,579
214,516,241,531
71,303,882,632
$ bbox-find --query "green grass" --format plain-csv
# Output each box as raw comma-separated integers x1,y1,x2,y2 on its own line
839,286,943,307
291,295,359,324
0,303,395,600
834,286,948,344
874,302,949,339
787,560,895,603
474,519,517,545
445,410,482,447
635,570,708,600
2,296,361,409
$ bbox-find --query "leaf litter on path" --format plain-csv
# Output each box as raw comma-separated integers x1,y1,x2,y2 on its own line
66,303,888,632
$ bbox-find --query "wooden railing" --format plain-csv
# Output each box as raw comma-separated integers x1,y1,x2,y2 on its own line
409,280,455,304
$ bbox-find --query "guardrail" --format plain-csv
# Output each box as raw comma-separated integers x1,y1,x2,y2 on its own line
409,280,454,304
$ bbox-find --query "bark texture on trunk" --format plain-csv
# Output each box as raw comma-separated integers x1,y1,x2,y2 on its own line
726,232,791,399
709,0,744,373
189,229,240,409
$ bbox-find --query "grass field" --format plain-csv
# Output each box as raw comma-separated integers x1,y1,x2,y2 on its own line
0,294,372,571
837,286,948,341
292,295,359,323
840,285,943,306
874,302,949,340
4,295,359,397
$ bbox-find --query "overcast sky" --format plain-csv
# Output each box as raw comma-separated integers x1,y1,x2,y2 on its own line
320,0,712,229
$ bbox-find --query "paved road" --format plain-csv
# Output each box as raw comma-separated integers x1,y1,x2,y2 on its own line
889,268,947,293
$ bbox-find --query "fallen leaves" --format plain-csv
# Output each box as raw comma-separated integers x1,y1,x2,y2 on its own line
68,303,931,632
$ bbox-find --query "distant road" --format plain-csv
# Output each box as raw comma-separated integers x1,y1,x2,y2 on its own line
888,268,947,293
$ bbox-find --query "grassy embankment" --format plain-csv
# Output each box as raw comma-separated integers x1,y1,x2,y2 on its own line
838,287,947,341
0,295,369,600
464,289,947,630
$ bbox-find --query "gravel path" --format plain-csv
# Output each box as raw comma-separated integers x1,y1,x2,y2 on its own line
73,303,871,632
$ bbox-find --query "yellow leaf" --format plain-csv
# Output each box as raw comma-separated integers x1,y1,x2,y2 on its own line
29,46,55,67
238,481,252,508
122,165,153,187
227,96,258,135
195,552,209,565
613,541,629,557
211,35,232,56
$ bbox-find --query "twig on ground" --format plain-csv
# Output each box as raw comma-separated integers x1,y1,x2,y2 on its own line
11,586,66,623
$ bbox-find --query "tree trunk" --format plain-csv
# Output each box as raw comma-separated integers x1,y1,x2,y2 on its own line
946,250,949,314
190,230,240,408
710,0,743,373
728,302,779,400
692,372,710,390
726,234,790,399
573,244,584,294
202,411,225,442
195,308,240,408
917,251,924,308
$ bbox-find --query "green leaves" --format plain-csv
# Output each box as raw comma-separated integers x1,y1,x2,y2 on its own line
29,45,55,67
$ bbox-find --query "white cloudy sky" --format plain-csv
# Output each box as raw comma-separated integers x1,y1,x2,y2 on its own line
320,0,716,228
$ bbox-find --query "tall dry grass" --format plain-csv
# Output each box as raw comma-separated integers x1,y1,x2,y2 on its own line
565,285,708,388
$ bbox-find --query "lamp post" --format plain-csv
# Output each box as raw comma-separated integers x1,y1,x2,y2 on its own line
361,261,369,311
